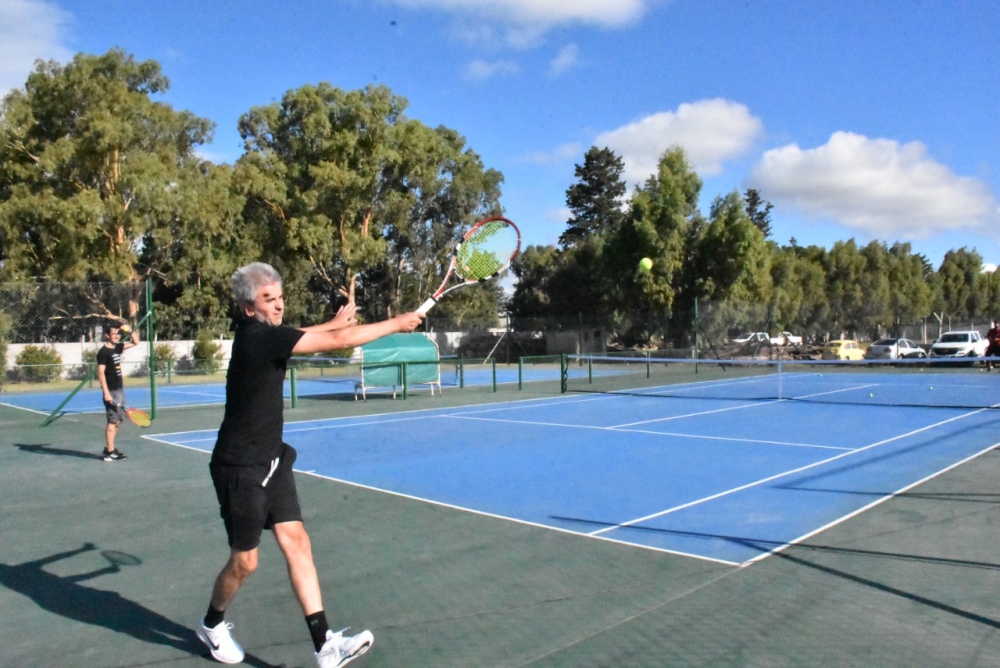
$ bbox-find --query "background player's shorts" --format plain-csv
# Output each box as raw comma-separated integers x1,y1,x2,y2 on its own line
103,389,125,424
209,443,303,551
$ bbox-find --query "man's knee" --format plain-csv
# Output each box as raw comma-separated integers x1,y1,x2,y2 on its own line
228,549,259,579
274,522,312,557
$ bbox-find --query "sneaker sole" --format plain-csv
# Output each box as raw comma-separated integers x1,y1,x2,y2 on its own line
196,627,245,664
340,638,372,667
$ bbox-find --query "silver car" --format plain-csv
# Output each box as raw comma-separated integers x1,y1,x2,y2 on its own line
864,338,927,360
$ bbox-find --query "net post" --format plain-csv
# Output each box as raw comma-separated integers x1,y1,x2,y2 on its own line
518,358,523,390
646,350,651,378
402,362,408,399
588,356,593,383
289,367,297,408
491,359,497,392
560,354,568,393
777,360,782,400
459,358,465,388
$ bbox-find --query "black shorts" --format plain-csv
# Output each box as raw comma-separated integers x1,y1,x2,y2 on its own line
209,443,302,551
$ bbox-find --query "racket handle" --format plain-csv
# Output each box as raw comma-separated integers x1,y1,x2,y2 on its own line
416,297,437,315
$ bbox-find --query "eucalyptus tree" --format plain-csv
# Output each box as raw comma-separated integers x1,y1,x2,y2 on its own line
0,49,235,323
934,247,984,329
234,83,502,325
603,148,702,344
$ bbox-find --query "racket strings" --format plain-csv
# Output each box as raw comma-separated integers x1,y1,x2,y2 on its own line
456,221,517,280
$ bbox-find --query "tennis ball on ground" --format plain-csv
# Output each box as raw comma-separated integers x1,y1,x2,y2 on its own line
639,257,653,272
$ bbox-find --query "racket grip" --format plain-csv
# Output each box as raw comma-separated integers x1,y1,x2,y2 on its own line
416,297,437,315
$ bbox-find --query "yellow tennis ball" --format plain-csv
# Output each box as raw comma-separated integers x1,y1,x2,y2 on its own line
639,257,653,272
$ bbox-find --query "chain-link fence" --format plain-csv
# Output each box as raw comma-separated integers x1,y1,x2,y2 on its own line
0,281,147,344
1,281,150,385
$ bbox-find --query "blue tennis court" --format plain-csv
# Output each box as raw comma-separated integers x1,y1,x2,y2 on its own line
0,364,549,416
145,390,1000,566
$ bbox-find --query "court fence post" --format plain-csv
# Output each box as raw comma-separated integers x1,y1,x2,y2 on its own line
146,278,157,420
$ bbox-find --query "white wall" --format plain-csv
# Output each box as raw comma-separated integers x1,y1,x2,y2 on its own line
4,339,235,378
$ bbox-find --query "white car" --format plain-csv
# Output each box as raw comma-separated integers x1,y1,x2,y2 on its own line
864,338,927,360
929,331,988,358
732,332,769,345
770,331,803,346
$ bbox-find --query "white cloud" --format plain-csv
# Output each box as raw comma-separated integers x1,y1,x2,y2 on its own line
390,0,648,47
594,98,764,184
0,0,72,95
391,0,646,28
463,58,519,81
549,44,579,76
748,131,1000,239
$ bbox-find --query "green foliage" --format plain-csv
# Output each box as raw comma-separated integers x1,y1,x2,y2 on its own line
560,147,626,249
152,343,178,374
15,344,63,382
191,331,224,374
0,311,11,386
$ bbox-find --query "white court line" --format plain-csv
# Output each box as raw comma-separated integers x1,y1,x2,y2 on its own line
298,468,741,566
587,407,993,543
443,414,847,451
612,399,781,428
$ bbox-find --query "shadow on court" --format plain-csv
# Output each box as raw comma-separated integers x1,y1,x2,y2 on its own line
0,544,287,668
0,544,199,654
15,442,103,460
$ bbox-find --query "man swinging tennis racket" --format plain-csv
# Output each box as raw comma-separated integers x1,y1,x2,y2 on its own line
197,262,424,667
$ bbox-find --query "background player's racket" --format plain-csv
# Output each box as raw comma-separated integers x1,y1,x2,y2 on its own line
114,403,152,427
417,216,521,314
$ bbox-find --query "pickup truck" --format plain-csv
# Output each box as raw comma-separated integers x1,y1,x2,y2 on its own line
770,331,803,346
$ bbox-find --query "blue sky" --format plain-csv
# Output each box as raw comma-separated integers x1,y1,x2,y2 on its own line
2,0,998,270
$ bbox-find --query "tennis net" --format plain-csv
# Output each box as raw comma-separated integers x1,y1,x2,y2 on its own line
561,354,1000,409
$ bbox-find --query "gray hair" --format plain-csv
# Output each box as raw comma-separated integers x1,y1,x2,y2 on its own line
231,262,282,306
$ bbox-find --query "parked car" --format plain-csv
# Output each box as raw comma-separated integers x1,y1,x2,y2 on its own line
864,338,927,360
929,331,988,358
822,339,864,361
770,331,803,346
732,332,769,345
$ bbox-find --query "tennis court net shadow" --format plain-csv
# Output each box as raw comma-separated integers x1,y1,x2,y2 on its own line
552,515,1000,628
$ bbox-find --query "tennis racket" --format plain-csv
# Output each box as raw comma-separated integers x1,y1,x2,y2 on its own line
417,216,521,314
114,403,152,427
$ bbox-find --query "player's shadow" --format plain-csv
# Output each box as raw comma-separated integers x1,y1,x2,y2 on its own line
15,442,103,460
0,544,282,667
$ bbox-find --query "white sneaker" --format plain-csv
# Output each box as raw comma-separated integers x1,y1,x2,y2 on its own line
197,618,246,664
315,628,374,667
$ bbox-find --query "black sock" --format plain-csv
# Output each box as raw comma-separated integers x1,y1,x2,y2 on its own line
204,605,225,629
306,611,330,652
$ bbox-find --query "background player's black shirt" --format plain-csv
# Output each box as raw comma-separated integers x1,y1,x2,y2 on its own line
96,343,125,392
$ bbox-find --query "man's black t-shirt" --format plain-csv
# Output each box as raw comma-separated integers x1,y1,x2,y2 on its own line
212,318,304,466
96,343,125,392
